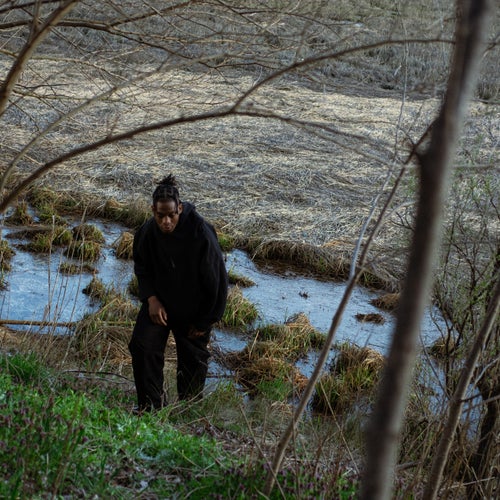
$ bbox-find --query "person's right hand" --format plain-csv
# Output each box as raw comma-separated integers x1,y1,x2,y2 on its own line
148,296,167,325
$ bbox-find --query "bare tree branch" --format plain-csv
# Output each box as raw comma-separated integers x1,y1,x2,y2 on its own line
0,0,78,116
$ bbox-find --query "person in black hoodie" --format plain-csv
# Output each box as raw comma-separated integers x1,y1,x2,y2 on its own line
129,174,228,411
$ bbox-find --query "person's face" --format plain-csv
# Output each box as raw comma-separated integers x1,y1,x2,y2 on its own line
152,199,183,234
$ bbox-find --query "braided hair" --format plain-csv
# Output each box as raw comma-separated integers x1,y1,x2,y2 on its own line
152,174,181,210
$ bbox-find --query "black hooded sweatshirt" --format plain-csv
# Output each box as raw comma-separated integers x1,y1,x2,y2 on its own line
133,202,228,331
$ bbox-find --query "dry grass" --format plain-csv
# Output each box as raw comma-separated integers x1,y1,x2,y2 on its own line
73,318,132,368
312,342,385,414
223,343,308,398
65,240,102,262
256,313,326,359
370,292,400,311
72,223,105,243
72,279,140,369
228,270,255,288
428,336,458,359
5,201,34,226
0,4,496,290
355,312,385,324
59,262,96,275
0,327,76,366
0,239,15,273
2,49,495,293
333,342,385,374
247,239,397,290
101,198,151,229
112,231,134,260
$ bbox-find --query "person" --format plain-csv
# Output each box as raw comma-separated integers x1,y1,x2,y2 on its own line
129,174,228,411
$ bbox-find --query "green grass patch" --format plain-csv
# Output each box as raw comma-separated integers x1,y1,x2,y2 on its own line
220,285,259,330
0,351,359,499
0,352,233,499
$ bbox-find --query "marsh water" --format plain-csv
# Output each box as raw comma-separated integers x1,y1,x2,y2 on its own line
0,218,447,373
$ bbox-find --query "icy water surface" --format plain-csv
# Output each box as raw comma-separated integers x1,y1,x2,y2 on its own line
224,250,445,355
0,219,131,330
0,219,446,359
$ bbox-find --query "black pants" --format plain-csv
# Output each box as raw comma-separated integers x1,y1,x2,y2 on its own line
129,303,211,410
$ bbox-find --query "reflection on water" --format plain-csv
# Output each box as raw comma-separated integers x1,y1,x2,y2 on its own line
1,221,446,357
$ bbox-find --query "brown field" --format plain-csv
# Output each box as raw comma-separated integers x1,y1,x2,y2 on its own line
1,1,498,290
3,64,497,287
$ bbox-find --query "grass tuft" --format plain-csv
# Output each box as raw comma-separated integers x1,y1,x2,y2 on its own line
74,278,139,368
127,274,139,297
228,350,308,399
355,312,385,324
216,231,236,252
312,342,385,414
228,269,255,287
26,226,73,253
5,200,34,226
256,313,326,359
65,240,101,262
102,198,150,228
0,239,15,274
219,286,259,330
370,292,400,311
72,223,105,243
58,261,96,275
112,231,134,259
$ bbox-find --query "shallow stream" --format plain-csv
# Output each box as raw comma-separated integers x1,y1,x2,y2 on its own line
0,218,447,373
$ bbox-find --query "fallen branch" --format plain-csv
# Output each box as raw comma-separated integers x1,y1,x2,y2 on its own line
0,319,76,327
0,319,134,327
